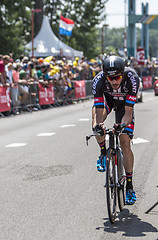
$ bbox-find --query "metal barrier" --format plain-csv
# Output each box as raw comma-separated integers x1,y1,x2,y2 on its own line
1,74,155,116
0,80,93,115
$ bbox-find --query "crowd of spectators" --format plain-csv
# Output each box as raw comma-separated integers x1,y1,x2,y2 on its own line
0,54,102,115
129,56,158,77
1,52,157,116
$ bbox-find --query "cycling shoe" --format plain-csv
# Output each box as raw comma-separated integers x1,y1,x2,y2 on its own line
96,155,106,172
126,189,137,205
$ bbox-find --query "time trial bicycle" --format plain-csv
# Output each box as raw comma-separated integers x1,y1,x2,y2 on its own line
86,124,126,224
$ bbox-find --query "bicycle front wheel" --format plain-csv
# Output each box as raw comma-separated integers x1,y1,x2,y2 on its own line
106,149,117,224
117,148,125,211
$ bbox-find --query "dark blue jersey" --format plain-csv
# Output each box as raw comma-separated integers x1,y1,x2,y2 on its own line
92,67,140,113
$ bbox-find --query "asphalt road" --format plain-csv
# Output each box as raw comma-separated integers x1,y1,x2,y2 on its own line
0,90,157,240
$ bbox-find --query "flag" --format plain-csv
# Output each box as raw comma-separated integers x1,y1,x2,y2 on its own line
59,15,75,36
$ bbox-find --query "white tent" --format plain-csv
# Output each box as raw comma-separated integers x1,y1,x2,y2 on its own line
25,15,83,58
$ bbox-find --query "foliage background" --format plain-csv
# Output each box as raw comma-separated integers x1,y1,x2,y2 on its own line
0,0,158,59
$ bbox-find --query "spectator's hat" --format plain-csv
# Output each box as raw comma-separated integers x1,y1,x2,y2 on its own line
15,59,20,63
7,62,13,68
38,58,44,64
22,56,29,63
19,70,26,79
3,55,10,61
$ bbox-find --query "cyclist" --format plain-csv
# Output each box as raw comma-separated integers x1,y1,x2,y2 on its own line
92,55,139,205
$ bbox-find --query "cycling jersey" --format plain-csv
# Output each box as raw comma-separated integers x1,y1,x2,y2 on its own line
92,67,140,113
92,67,140,138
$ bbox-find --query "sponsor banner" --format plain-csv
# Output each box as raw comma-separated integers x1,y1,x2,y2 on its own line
143,76,152,89
39,84,55,105
0,86,11,112
75,80,86,99
137,47,145,65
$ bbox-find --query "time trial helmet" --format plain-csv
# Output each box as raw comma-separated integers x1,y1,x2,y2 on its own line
103,56,125,76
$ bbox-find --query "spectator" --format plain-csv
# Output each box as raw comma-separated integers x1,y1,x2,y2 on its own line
49,67,63,105
0,55,10,85
62,72,73,105
12,63,22,114
6,62,17,114
18,69,29,111
79,62,89,80
28,62,39,109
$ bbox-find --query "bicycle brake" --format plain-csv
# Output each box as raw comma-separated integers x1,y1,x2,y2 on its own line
86,135,90,145
86,134,95,145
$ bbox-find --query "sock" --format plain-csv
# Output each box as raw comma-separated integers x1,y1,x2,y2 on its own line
98,140,106,155
126,171,133,191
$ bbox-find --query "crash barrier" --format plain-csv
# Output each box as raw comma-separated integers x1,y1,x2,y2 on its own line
0,76,154,114
0,75,156,113
0,80,93,114
73,80,92,99
0,76,155,114
142,76,153,89
0,86,11,113
39,83,55,105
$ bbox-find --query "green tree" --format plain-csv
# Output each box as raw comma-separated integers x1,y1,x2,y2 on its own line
0,0,33,58
44,0,108,58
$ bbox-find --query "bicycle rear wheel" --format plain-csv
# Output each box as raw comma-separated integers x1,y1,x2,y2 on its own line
106,149,117,224
117,148,125,211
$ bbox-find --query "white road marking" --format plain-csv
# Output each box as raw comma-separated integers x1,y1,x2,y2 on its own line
78,118,90,121
132,138,149,145
105,136,149,145
60,124,76,128
37,133,56,136
143,97,154,102
5,143,27,148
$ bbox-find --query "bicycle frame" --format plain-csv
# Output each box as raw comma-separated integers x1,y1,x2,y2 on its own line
108,130,121,188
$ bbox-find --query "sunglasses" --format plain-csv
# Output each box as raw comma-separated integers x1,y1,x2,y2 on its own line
107,75,122,81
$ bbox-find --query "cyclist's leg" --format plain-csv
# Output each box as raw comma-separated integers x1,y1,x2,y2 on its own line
119,133,137,204
92,98,114,172
115,106,134,173
115,106,137,204
92,106,107,171
119,134,134,173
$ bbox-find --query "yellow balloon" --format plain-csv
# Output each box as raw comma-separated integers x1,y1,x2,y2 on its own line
73,60,78,66
50,70,56,76
90,59,96,63
44,56,53,63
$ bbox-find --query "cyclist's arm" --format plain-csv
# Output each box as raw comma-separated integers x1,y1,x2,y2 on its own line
92,107,107,128
121,105,133,126
121,69,139,126
92,72,110,130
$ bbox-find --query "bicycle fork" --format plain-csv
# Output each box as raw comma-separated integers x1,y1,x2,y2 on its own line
114,155,119,186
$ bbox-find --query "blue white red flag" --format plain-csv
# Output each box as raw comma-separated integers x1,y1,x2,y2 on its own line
59,15,75,36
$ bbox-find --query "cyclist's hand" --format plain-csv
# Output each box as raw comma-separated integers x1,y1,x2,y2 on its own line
113,123,126,134
93,123,105,136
